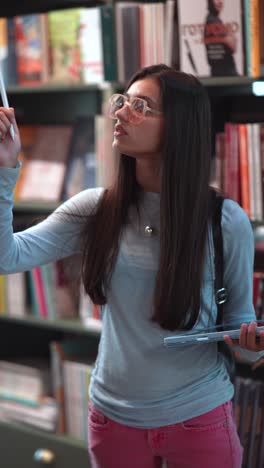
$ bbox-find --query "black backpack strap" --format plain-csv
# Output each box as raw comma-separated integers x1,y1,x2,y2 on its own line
211,190,227,323
211,190,235,382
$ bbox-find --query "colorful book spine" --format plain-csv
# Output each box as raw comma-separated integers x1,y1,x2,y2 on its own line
31,267,48,318
243,0,261,77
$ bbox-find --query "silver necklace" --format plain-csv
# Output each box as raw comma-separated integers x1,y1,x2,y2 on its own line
140,194,160,237
144,225,155,236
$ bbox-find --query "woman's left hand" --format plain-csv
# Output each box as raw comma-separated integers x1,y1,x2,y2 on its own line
224,321,264,352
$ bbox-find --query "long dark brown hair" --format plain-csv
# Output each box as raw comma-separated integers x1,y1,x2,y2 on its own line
207,0,220,16
81,64,212,331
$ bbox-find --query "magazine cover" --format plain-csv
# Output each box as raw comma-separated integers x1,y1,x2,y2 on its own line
177,0,244,77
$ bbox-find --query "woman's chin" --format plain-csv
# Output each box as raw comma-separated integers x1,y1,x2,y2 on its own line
112,138,128,153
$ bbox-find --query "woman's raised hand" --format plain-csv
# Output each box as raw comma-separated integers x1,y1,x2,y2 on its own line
0,107,21,168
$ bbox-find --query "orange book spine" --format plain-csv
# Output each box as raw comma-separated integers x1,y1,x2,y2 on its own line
238,124,250,217
250,0,261,77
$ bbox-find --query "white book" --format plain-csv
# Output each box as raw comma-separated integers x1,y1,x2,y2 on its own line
156,3,165,64
164,0,175,65
79,7,104,84
19,160,66,202
0,359,50,402
6,272,26,317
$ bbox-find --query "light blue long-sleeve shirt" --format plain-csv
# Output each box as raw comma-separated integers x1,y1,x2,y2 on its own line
0,163,256,428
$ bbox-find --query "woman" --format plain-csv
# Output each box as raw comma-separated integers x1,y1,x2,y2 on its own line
0,64,262,467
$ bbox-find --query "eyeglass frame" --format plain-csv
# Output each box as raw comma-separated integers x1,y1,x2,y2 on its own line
108,93,162,123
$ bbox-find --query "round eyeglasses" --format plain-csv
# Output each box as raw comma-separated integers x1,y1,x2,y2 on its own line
108,93,162,125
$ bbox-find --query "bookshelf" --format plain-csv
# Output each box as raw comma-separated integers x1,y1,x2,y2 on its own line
0,0,105,17
0,315,101,336
1,1,264,468
7,86,104,125
0,421,91,468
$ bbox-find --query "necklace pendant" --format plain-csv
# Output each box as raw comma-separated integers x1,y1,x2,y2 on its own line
144,225,154,236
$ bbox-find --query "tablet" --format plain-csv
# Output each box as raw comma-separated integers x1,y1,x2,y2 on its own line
163,320,264,347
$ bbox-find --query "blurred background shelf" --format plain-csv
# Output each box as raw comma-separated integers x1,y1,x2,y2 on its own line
0,315,101,336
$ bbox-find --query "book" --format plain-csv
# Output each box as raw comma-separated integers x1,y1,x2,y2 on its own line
6,18,18,86
0,397,58,432
177,0,244,77
6,272,27,317
120,3,140,81
243,0,261,78
62,117,96,200
100,5,118,82
79,7,104,84
14,14,50,85
164,0,178,67
0,19,8,85
238,124,250,217
16,125,73,202
0,275,7,315
18,160,67,202
223,123,240,203
0,358,50,404
48,8,82,84
50,338,96,434
260,0,264,76
63,359,93,441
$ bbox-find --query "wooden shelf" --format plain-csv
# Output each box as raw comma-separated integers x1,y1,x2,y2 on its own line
0,0,105,17
0,315,101,336
5,76,264,98
7,82,112,95
13,201,60,214
201,76,261,87
114,76,264,97
0,420,91,468
0,420,87,449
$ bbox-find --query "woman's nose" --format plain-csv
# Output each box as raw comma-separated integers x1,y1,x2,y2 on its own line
115,103,130,122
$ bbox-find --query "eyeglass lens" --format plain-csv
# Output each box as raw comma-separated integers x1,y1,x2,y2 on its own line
109,95,145,123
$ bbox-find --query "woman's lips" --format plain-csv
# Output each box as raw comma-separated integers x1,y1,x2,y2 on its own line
114,124,128,137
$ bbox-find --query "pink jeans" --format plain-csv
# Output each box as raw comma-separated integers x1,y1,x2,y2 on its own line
88,400,243,468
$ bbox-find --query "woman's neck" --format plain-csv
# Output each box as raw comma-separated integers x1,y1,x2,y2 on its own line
135,159,161,193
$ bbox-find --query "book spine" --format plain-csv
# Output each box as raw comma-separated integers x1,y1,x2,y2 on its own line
32,267,48,318
100,5,118,82
0,275,7,315
243,0,261,77
50,342,66,433
6,18,18,86
41,264,56,320
80,7,104,84
238,124,250,217
250,0,261,78
0,19,8,85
